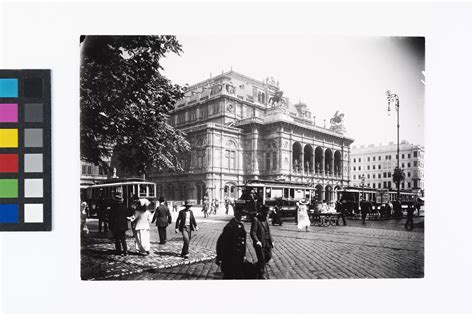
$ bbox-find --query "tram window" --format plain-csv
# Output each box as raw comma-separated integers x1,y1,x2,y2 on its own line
295,189,304,199
265,188,271,199
290,189,295,199
284,188,289,198
139,184,147,197
148,184,155,197
271,188,283,199
128,186,134,199
123,186,129,199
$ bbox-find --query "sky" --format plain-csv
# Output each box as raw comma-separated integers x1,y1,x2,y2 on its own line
161,35,425,147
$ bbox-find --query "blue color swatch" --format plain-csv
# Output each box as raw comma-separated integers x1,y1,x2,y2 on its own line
0,204,18,223
0,79,18,97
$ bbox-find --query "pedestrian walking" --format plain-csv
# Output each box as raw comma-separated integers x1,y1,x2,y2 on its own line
175,200,198,259
216,206,247,279
360,199,370,224
128,199,152,255
225,198,230,215
335,197,347,226
297,199,311,232
250,205,274,279
202,195,210,218
415,200,421,217
384,202,392,219
96,198,108,233
172,201,178,212
212,198,218,215
108,193,129,256
405,201,415,231
393,199,402,218
270,202,283,226
80,200,89,235
152,196,172,244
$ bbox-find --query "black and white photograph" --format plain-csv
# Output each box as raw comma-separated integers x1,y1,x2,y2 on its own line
0,1,472,314
80,35,425,280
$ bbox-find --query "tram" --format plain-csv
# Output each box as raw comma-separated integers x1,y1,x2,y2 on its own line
337,186,417,216
234,179,316,217
84,178,157,217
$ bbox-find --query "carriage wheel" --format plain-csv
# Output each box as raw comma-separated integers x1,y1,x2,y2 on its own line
323,216,330,227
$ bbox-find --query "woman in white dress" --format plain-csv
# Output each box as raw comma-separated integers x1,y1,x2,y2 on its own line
128,199,152,255
297,199,311,232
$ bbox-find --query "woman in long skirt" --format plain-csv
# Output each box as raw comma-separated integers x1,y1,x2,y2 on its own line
128,199,152,255
297,199,311,232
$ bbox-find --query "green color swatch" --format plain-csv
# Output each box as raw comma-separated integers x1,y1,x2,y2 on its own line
0,179,18,198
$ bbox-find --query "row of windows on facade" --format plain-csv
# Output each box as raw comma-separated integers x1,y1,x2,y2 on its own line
357,180,419,189
353,161,418,171
81,164,106,176
174,103,261,125
352,151,420,163
353,170,414,180
175,103,219,125
178,150,237,170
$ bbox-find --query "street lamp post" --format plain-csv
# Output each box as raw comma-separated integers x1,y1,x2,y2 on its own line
361,175,366,200
386,90,400,199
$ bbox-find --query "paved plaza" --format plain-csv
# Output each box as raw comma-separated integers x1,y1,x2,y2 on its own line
81,207,424,280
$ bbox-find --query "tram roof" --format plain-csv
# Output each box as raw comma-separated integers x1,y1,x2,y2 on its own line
88,179,156,188
239,180,316,189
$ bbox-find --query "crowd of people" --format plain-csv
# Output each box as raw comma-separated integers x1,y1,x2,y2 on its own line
81,188,420,280
81,194,197,258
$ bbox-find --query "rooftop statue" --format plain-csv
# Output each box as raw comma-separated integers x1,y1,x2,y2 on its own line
329,111,346,134
269,89,284,107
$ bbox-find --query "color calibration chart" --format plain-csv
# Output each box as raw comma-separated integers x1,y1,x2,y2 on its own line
0,70,51,231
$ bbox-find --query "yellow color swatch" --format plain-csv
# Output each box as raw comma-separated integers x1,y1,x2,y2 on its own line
0,129,18,148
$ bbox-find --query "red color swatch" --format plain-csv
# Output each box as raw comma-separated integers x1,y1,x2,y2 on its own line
0,154,18,173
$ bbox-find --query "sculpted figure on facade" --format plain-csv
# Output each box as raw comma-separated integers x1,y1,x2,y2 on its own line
329,111,346,134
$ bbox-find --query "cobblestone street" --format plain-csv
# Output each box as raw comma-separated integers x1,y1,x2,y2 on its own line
81,207,424,280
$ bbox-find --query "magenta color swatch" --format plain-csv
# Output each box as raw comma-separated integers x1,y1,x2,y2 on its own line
0,104,18,122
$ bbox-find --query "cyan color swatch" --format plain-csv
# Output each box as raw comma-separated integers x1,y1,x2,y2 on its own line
0,204,18,223
0,79,18,97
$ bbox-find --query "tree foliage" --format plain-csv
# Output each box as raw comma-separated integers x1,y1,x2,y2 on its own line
392,166,405,186
80,36,190,176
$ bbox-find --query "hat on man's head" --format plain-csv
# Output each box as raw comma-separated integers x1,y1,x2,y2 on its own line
158,196,165,203
184,200,193,207
259,205,270,214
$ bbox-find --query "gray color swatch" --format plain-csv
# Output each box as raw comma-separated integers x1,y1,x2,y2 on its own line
25,103,43,122
24,153,43,172
24,128,43,147
24,179,43,198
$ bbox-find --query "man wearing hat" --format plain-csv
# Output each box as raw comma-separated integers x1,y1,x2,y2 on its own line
175,200,198,259
250,205,274,279
108,192,129,256
216,206,248,279
152,196,172,244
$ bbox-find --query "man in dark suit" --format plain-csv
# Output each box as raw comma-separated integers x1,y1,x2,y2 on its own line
405,201,415,230
108,193,129,256
96,198,108,233
216,206,248,279
175,200,198,259
152,196,172,244
250,205,274,279
361,199,370,225
335,197,347,226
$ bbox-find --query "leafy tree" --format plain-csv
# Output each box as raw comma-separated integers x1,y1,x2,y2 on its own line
80,36,190,177
392,166,405,191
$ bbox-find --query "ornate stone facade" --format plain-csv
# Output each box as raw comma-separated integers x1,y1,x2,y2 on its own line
149,71,354,204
